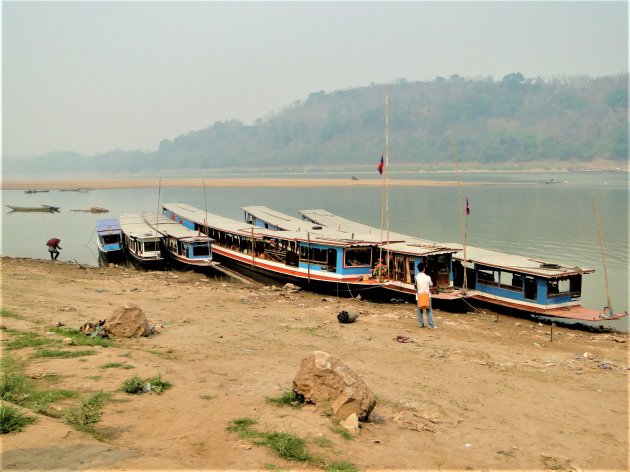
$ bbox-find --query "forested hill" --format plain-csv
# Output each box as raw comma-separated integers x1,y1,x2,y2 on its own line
4,73,628,176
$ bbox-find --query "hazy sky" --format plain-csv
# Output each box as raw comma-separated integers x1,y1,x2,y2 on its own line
2,1,628,158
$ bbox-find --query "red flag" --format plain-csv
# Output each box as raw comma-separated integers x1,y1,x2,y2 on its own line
466,197,470,216
377,154,384,174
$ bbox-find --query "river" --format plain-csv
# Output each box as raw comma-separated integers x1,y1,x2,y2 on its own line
1,171,627,329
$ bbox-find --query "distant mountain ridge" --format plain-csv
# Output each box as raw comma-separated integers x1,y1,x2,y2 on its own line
4,73,628,177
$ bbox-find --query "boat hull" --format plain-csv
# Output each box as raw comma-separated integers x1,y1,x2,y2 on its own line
6,205,60,212
124,250,165,270
211,249,385,298
466,292,627,322
98,248,126,265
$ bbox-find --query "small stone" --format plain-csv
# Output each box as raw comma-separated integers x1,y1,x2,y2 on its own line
340,413,360,434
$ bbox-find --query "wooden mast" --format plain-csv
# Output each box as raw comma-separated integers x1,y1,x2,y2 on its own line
156,177,161,232
452,134,468,294
592,197,612,317
378,87,390,281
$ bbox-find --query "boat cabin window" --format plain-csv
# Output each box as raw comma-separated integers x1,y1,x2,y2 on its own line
477,268,499,286
144,241,159,252
344,247,371,267
498,271,523,291
436,254,450,273
300,246,329,265
192,244,210,257
548,276,581,297
102,235,120,245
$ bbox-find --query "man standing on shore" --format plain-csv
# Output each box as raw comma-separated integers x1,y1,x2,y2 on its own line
47,238,62,261
415,262,436,329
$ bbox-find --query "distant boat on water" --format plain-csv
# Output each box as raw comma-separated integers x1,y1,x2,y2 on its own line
24,189,50,194
6,204,60,213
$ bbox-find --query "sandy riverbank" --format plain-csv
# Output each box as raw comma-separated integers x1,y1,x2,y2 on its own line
1,256,628,471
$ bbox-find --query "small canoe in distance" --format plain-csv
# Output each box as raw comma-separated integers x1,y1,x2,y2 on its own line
6,205,60,212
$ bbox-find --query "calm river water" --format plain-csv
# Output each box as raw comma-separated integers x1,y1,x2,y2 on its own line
1,171,628,329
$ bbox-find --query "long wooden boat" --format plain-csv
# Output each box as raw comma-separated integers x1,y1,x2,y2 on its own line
6,204,60,212
24,189,50,194
119,214,164,269
95,218,124,262
162,203,386,297
296,209,627,322
450,246,627,321
244,206,462,303
142,213,216,269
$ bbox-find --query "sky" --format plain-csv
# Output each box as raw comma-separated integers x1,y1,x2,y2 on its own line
2,1,628,158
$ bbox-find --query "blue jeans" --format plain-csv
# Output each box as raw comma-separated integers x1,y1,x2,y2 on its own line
417,299,435,328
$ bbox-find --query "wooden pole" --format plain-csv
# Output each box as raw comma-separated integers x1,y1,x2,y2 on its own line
250,227,255,266
307,232,311,281
384,87,391,270
203,178,208,236
156,177,161,231
592,198,612,316
452,134,467,294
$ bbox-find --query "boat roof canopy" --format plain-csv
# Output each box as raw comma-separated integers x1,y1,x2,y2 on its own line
452,245,594,277
300,208,459,253
95,218,121,234
242,205,322,232
119,214,162,240
143,214,214,242
162,203,379,247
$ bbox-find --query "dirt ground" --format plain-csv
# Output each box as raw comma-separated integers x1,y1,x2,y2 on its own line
1,256,628,471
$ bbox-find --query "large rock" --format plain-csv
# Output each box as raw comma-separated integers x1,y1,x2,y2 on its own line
292,351,376,421
103,304,152,338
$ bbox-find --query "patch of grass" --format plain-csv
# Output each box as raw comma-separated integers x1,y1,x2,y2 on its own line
226,417,259,439
28,389,78,413
64,392,110,431
265,390,303,408
256,431,313,462
146,349,177,360
329,426,353,441
4,330,55,350
325,461,360,472
0,309,24,320
146,373,172,394
0,354,30,402
121,376,145,394
50,327,113,347
0,404,36,433
34,349,97,358
100,362,134,370
122,373,172,395
227,418,360,468
200,394,217,400
313,436,333,448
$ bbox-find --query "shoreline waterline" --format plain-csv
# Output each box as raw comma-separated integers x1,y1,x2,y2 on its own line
0,177,489,190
